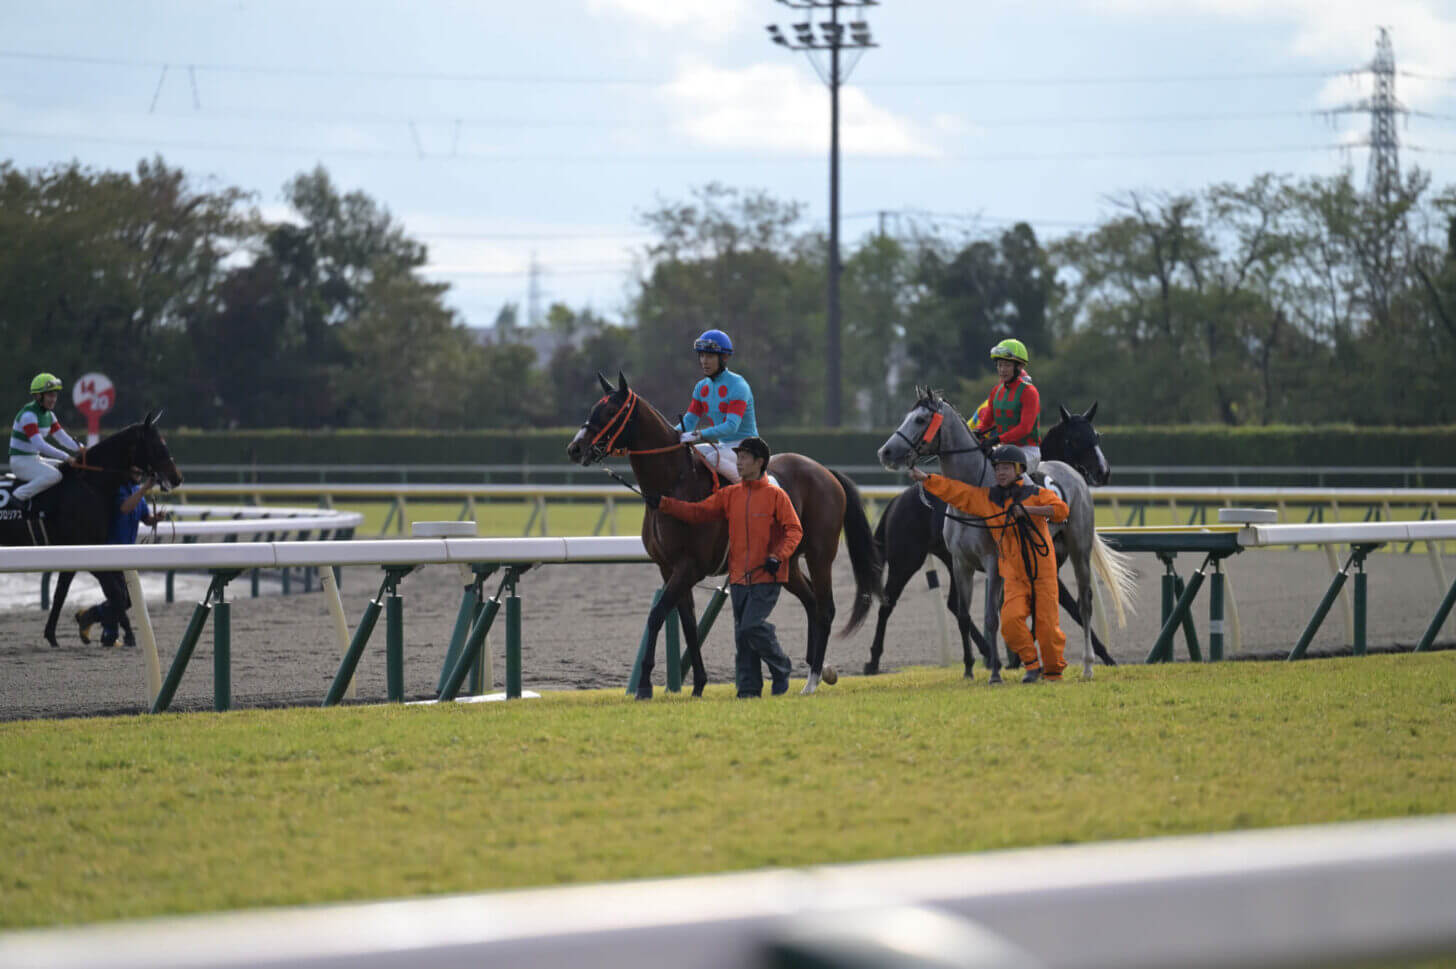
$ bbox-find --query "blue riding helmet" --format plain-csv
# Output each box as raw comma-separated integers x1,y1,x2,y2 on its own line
693,329,734,355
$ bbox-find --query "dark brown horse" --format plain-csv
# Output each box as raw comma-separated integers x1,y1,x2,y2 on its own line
566,373,882,699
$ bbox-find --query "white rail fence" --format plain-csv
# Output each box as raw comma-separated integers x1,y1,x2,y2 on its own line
2,814,1454,969
2,520,1454,715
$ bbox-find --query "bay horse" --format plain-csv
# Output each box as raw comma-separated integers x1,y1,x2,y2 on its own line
878,389,1136,682
566,373,882,699
0,411,184,646
863,402,1115,676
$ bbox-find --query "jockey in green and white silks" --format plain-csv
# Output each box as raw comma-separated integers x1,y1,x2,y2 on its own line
674,329,758,484
11,373,82,502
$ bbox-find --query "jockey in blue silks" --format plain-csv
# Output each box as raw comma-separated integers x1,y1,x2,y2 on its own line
674,329,758,484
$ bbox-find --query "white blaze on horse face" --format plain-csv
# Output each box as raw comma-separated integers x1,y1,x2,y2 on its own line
567,426,591,463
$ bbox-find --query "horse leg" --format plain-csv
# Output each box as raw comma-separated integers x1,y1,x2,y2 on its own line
781,565,821,694
673,590,709,697
866,550,917,676
982,558,1006,684
951,552,997,685
637,565,698,700
1058,578,1115,667
43,571,75,649
945,560,993,679
806,555,836,694
1069,551,1098,679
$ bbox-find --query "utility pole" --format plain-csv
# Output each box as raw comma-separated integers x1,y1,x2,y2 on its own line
768,1,878,427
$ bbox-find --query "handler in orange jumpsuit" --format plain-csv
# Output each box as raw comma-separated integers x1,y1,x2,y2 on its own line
910,444,1069,682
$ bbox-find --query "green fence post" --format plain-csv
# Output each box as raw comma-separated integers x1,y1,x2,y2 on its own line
1353,562,1368,657
1151,554,1177,663
165,570,175,603
214,599,231,712
1414,574,1456,653
440,592,502,701
436,580,481,694
1208,564,1224,662
386,591,404,702
1173,574,1203,662
250,568,260,598
468,596,487,695
1146,557,1208,665
152,573,227,714
41,572,50,610
628,589,664,695
505,568,522,699
666,607,682,693
323,572,395,706
151,599,212,713
1288,556,1353,661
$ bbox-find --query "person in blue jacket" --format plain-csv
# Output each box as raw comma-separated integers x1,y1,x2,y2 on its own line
75,473,164,648
674,329,759,483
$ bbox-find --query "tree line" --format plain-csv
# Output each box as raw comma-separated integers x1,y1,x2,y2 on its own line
2,158,1453,432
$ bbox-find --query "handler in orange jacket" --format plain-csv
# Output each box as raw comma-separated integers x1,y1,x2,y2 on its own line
910,444,1069,682
646,437,803,697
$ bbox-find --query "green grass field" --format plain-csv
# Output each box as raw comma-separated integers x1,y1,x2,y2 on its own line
3,653,1455,929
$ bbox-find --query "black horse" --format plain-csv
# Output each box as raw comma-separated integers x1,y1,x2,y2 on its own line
863,402,1113,676
0,412,184,647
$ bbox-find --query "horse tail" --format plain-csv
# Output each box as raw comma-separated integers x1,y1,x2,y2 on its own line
1090,529,1138,629
872,492,890,575
830,468,883,636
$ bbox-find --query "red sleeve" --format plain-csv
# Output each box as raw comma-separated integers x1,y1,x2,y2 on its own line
1002,381,1040,442
687,399,709,417
658,489,728,523
720,399,747,418
923,474,997,519
771,489,803,561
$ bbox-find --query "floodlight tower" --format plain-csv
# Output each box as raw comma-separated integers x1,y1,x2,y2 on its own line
767,1,878,427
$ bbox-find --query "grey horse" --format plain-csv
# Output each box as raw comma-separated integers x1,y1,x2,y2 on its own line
877,387,1136,682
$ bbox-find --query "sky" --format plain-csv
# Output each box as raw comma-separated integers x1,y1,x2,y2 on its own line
3,0,1455,331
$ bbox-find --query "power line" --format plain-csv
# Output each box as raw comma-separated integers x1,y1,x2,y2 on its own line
0,48,1370,89
0,128,1367,163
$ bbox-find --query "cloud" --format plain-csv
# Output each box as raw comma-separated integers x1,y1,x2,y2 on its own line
585,0,752,35
659,61,940,157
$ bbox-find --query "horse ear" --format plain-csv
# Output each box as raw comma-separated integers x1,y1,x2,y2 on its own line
1059,404,1072,422
150,408,164,427
1085,401,1098,422
617,371,628,393
597,372,613,395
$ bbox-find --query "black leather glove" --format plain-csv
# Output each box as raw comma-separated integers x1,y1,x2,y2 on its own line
763,556,781,577
983,432,1001,448
642,492,661,510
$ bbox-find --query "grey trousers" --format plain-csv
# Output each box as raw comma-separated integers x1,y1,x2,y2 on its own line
730,583,792,697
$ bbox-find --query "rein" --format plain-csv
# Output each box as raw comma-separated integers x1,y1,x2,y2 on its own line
584,388,703,498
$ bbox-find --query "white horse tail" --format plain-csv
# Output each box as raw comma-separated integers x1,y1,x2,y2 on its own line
1090,530,1138,629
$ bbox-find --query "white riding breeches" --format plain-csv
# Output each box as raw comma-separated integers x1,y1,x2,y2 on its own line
693,442,740,483
11,454,63,500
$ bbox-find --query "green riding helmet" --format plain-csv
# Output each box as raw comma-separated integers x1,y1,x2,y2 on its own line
989,339,1029,365
30,373,63,395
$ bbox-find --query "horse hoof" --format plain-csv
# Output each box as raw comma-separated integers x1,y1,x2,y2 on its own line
988,673,1003,686
691,686,705,698
821,665,838,686
963,669,974,679
635,686,653,701
863,663,879,676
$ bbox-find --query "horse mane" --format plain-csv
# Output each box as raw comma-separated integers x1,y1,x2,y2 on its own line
84,422,142,466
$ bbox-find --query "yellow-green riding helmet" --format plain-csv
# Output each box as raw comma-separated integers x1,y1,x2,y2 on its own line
30,373,63,395
989,339,1029,365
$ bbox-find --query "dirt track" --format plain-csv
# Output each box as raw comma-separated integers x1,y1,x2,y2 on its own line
2,547,1453,721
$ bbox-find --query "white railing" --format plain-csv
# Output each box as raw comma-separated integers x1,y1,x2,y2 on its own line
2,814,1453,969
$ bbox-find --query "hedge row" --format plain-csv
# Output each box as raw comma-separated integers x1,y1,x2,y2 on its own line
164,425,1456,469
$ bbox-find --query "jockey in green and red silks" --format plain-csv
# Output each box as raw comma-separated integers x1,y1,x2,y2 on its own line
973,338,1043,473
674,329,759,484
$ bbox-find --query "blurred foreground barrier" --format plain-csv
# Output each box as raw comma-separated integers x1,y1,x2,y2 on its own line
2,814,1454,969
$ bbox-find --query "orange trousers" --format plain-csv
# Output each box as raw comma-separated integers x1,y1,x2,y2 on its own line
1000,570,1066,678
